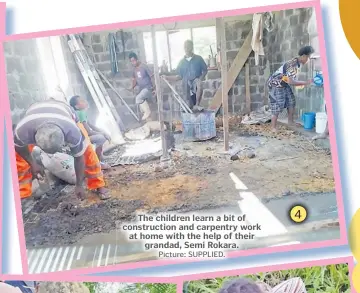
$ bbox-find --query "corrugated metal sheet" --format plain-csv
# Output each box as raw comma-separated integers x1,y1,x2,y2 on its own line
26,243,155,274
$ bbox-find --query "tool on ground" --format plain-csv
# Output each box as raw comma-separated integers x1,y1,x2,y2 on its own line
161,76,193,114
96,69,140,122
67,34,125,143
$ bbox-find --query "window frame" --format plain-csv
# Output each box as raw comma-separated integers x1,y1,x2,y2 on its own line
143,25,216,71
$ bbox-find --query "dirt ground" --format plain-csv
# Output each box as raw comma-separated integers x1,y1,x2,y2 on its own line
22,123,335,247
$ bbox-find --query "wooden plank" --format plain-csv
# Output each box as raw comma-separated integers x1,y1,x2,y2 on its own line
264,84,269,106
208,30,253,112
97,69,139,122
166,31,172,71
219,18,229,151
245,62,250,112
151,25,170,161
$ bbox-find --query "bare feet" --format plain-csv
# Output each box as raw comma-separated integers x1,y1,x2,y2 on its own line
271,128,278,133
101,162,111,170
287,120,296,127
96,187,111,200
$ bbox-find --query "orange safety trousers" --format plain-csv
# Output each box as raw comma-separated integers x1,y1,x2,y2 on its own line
77,122,105,190
17,145,35,199
17,123,105,199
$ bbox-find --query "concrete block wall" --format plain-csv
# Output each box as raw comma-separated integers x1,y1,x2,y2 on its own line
200,19,269,113
80,20,269,120
80,30,148,126
4,10,322,125
78,12,321,120
266,8,313,78
4,39,48,125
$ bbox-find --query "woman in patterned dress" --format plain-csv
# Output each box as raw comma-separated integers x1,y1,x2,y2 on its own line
267,46,315,132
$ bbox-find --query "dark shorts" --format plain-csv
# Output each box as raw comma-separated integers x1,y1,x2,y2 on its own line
268,86,296,116
188,78,202,95
184,78,202,109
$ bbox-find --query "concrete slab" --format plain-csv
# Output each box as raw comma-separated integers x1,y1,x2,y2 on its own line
26,191,339,273
278,120,330,150
23,123,337,273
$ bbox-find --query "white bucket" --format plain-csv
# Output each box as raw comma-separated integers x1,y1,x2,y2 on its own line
316,112,327,134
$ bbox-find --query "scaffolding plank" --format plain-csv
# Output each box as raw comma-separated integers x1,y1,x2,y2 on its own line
67,35,125,143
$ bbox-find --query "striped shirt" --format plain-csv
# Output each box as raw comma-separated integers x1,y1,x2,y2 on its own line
268,58,301,88
14,100,88,157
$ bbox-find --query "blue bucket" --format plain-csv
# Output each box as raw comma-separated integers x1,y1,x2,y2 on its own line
302,112,316,130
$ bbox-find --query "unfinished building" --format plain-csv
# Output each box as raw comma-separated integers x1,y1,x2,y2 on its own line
4,7,338,274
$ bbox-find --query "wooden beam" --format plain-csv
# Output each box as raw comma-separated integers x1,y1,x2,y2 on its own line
208,30,253,113
151,25,170,161
219,18,229,151
166,31,172,71
264,84,269,106
245,62,251,113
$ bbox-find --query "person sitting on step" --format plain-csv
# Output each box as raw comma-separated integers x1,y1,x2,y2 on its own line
69,95,111,170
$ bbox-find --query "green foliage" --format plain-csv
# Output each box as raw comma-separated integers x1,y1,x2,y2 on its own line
119,283,177,293
84,282,97,293
184,264,351,293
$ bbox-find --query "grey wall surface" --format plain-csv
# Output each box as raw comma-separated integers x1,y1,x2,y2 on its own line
4,39,47,125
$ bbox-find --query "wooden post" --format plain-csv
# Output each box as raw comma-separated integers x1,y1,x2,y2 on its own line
245,62,251,113
151,25,170,161
219,18,229,151
208,31,253,112
166,31,172,71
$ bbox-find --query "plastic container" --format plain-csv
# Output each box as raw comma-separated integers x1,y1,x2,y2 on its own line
315,112,327,134
181,110,216,141
302,112,316,130
313,72,323,86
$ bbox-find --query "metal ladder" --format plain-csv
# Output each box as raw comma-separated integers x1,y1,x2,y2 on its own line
67,34,125,143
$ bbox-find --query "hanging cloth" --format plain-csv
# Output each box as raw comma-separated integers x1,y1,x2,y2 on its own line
108,33,119,75
251,13,265,66
263,12,275,32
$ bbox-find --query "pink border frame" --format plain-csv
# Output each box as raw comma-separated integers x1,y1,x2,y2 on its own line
0,0,348,276
0,1,7,273
1,257,355,293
